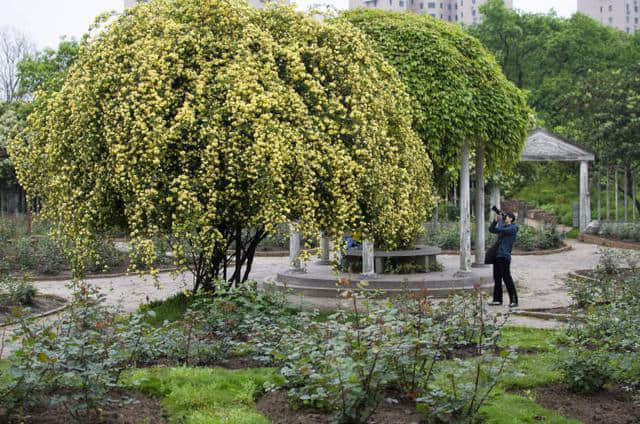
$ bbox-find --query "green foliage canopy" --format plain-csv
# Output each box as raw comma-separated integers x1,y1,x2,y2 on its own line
17,39,80,97
9,0,433,286
341,9,531,187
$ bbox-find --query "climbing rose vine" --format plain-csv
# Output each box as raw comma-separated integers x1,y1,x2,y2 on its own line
9,0,433,290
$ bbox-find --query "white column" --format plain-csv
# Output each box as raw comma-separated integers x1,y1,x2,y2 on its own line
606,170,611,220
624,168,629,222
318,232,331,265
362,238,375,276
633,171,637,221
474,142,485,265
597,171,601,221
490,182,501,212
459,140,471,272
615,169,619,221
289,223,302,272
579,161,590,232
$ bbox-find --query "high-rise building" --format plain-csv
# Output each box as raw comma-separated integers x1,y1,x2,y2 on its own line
124,0,290,10
578,0,639,34
347,0,513,25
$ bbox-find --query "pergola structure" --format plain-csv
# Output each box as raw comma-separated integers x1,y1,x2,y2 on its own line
458,128,595,273
289,128,595,276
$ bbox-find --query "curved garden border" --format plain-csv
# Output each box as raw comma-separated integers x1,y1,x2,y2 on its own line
441,243,572,256
0,294,69,328
18,266,179,283
578,233,640,250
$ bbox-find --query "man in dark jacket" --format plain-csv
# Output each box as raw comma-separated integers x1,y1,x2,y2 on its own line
488,211,518,307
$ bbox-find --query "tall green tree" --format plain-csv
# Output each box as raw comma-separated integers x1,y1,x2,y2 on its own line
341,9,531,189
10,0,434,289
17,39,80,97
470,0,637,130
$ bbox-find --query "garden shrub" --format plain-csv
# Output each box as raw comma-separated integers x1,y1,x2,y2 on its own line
561,351,612,394
2,282,157,418
598,222,640,242
0,273,37,309
563,251,640,397
425,222,563,251
277,286,511,423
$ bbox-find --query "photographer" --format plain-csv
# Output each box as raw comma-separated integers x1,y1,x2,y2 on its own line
488,209,519,308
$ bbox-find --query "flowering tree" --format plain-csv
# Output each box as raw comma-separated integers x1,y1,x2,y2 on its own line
10,0,433,290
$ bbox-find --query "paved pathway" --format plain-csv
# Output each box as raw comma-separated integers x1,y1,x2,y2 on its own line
17,239,604,327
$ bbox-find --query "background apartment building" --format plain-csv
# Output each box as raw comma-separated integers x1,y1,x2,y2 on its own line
125,0,290,10
578,0,639,34
347,0,513,25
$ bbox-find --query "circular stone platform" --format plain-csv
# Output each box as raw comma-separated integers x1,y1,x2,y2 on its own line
270,257,493,298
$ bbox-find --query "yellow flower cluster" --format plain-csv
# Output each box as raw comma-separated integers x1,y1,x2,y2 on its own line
9,0,433,278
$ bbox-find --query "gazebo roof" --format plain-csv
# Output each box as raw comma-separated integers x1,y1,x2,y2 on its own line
521,128,595,162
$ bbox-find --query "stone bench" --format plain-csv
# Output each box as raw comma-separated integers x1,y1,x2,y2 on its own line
344,245,441,274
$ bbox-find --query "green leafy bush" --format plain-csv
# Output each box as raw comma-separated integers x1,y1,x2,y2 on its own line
2,282,156,418
426,222,563,251
563,251,640,397
561,352,611,394
0,273,37,308
277,286,510,423
599,222,640,242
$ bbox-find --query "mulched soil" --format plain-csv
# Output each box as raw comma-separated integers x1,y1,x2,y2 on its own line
533,384,640,424
0,295,66,322
0,389,167,424
256,390,425,424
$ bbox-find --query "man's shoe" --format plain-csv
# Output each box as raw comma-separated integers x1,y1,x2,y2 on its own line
508,302,519,308
488,301,502,306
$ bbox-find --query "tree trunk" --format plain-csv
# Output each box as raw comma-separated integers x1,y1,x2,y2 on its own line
606,170,610,220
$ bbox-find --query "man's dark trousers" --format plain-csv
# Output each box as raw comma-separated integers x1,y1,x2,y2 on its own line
492,257,518,304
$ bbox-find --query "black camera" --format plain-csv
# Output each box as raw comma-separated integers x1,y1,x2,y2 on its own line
491,205,507,219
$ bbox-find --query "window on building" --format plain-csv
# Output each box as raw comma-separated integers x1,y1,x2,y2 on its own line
389,0,392,5
472,8,476,16
448,4,452,9
440,2,443,8
420,2,424,8
428,1,435,7
600,6,603,13
609,5,613,11
400,0,404,6
609,16,613,23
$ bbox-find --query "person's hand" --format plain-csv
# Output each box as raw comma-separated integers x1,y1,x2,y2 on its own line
496,213,503,221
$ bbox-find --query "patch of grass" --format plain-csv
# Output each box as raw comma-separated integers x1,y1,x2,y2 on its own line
121,367,283,424
499,326,563,353
479,392,581,424
139,292,193,326
502,352,566,390
564,228,579,239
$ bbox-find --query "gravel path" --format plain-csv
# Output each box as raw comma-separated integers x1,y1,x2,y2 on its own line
16,239,604,327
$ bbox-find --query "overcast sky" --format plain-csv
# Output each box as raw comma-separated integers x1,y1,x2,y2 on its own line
2,0,577,50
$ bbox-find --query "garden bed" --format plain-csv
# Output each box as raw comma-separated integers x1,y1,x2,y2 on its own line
256,390,424,424
533,384,640,424
579,233,640,250
16,265,178,282
0,294,67,325
0,389,167,424
441,242,571,256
